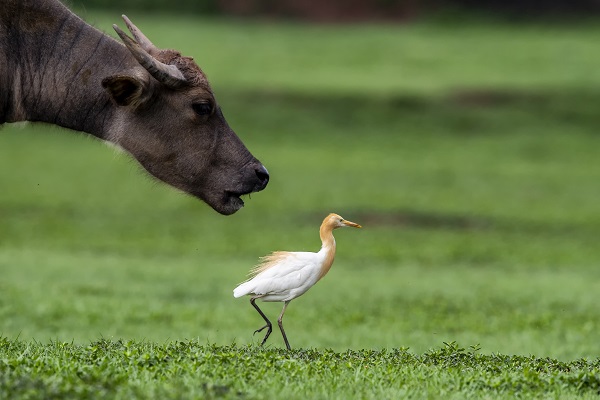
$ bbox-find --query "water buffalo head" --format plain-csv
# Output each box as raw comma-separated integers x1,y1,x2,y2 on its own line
101,16,268,215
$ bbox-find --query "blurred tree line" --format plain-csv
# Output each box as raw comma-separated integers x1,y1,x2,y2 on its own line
77,0,600,20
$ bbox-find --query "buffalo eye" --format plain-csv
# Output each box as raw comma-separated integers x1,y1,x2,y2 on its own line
192,102,212,116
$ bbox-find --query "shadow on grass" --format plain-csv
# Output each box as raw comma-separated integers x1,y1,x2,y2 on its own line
346,209,490,230
219,86,600,136
303,209,598,240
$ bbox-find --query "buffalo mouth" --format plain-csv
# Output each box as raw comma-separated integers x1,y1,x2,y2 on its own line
183,180,266,215
219,177,268,214
220,189,252,215
217,165,269,215
223,190,246,215
176,165,268,215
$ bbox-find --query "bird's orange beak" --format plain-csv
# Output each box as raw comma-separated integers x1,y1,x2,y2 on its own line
343,219,362,228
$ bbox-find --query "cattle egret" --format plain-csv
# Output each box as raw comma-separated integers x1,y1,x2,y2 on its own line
233,213,362,350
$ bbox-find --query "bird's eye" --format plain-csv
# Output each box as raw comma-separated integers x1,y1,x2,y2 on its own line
192,102,212,116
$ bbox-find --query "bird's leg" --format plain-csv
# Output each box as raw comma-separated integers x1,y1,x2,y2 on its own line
278,301,291,350
250,296,272,346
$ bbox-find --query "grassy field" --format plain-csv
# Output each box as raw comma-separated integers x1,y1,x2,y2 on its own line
1,12,600,398
2,340,600,399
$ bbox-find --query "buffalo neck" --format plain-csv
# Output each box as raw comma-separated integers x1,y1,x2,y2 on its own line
0,0,132,138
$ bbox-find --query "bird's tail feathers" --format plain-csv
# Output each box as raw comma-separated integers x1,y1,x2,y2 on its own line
233,281,253,298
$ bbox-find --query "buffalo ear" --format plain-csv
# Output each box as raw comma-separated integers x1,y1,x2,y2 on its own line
102,75,149,107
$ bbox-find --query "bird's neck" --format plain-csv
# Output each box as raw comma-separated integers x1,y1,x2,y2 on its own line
318,224,336,281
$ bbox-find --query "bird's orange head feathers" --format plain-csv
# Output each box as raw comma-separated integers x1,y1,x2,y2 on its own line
322,213,362,230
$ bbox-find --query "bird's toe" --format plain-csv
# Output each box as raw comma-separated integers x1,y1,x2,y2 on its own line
253,323,271,335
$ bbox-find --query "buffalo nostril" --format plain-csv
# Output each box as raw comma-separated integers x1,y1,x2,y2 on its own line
255,165,269,189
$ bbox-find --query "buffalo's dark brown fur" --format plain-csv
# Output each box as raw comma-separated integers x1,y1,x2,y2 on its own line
0,0,268,215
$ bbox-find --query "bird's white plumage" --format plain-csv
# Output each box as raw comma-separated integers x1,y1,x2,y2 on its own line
233,213,362,350
233,249,328,302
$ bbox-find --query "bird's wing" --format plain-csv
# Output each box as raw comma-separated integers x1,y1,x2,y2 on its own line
254,251,318,277
247,251,293,278
234,251,321,297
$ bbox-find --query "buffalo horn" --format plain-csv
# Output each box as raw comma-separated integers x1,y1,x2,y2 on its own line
113,24,187,89
121,15,155,53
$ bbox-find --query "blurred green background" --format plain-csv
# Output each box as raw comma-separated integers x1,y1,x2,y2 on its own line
1,2,599,360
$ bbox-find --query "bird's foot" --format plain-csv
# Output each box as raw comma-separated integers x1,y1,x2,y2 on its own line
252,324,272,346
253,323,271,335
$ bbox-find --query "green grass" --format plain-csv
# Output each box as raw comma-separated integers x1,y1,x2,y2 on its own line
2,339,600,399
1,12,600,398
